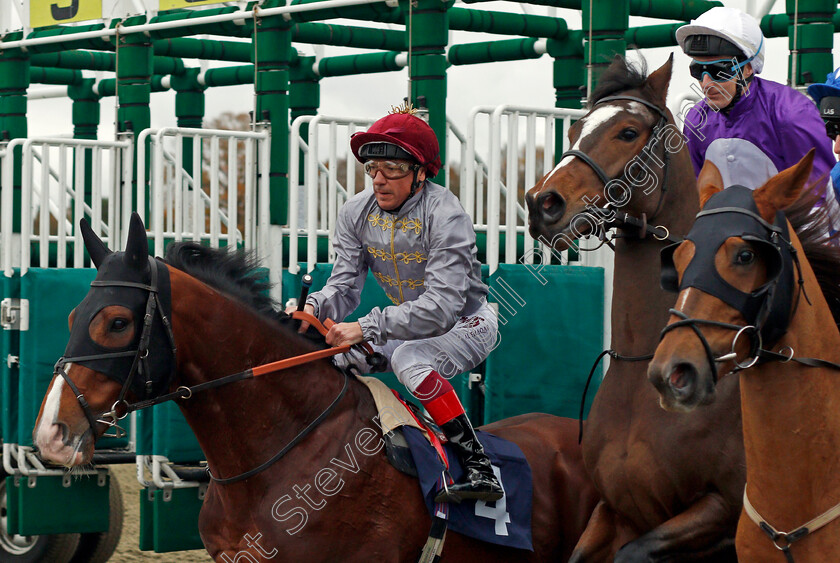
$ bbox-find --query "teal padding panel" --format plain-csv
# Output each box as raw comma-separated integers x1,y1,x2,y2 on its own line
18,269,130,449
150,402,204,463
1,273,21,443
8,474,109,535
484,264,604,424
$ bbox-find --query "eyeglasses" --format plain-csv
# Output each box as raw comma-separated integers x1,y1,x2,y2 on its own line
689,58,748,83
363,160,418,179
825,120,840,140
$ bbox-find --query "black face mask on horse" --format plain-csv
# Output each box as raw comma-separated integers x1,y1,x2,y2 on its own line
55,214,176,435
659,185,800,375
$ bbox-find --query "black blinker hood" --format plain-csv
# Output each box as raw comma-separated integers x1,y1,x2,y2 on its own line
63,217,175,400
660,185,795,347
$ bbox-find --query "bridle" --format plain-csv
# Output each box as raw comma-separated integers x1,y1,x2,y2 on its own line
54,257,176,439
658,198,840,561
52,259,371,485
562,95,682,246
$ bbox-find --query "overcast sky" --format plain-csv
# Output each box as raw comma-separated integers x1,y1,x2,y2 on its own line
17,0,836,143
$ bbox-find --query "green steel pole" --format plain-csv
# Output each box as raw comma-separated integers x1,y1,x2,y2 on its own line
625,23,681,49
448,8,567,39
459,0,720,19
286,0,403,25
292,22,405,50
254,14,292,225
172,68,205,180
69,78,101,208
153,38,252,63
583,0,628,97
548,32,585,111
29,67,84,85
291,55,320,196
448,38,545,66
30,50,185,75
0,48,29,232
93,75,170,98
317,51,403,76
785,0,834,87
408,0,450,184
203,65,255,88
116,22,153,218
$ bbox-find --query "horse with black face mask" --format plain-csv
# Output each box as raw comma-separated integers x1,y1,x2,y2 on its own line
33,213,599,562
650,152,840,561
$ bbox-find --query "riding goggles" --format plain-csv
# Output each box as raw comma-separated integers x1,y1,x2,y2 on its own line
689,58,749,83
825,120,840,140
364,160,418,180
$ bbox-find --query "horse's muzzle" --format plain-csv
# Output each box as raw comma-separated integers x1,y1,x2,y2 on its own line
526,189,567,226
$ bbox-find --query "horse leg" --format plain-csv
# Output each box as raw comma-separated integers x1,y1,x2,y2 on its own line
613,492,737,563
569,500,637,563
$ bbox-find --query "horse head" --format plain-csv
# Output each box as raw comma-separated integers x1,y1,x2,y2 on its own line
648,150,815,412
34,213,175,466
526,54,685,250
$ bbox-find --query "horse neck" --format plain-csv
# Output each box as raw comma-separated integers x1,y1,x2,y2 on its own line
740,229,840,523
610,126,698,357
165,268,366,482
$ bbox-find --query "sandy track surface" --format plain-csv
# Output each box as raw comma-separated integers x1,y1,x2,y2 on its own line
111,463,211,562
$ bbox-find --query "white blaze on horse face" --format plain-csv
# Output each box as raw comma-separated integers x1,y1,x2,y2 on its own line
545,105,623,183
676,288,693,312
34,369,84,467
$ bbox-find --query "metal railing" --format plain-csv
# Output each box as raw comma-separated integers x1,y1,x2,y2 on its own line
2,137,132,276
137,126,270,259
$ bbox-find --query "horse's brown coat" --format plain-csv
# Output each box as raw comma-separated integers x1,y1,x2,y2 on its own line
526,55,744,561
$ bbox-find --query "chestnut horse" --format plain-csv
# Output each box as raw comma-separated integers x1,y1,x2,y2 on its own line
649,153,840,562
526,55,745,561
32,214,598,562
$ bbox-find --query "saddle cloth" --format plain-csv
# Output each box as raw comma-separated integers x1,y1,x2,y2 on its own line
356,376,534,551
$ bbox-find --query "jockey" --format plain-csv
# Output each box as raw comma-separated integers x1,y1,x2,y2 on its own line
292,105,504,503
677,6,835,192
808,68,840,215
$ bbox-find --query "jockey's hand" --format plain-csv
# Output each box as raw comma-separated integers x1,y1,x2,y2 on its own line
326,322,364,347
285,303,315,333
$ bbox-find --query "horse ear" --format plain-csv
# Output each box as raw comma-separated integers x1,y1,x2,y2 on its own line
123,213,149,270
79,217,111,269
646,53,673,108
753,149,815,221
697,159,724,207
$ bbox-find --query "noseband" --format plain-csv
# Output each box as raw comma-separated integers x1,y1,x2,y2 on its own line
54,257,177,439
562,95,677,239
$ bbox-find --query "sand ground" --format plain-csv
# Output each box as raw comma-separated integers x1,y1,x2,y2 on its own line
110,463,211,562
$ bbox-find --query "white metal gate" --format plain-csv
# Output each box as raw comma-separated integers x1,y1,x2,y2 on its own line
1,137,133,276
137,126,270,259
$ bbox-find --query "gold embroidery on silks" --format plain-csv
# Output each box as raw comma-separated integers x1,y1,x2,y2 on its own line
385,292,401,306
374,272,424,291
367,214,423,235
367,247,427,264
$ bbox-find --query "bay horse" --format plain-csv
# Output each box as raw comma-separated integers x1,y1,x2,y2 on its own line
32,213,599,562
649,152,840,562
526,55,745,561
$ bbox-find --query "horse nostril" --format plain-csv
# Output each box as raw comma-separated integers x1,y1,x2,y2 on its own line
668,362,697,398
534,191,566,222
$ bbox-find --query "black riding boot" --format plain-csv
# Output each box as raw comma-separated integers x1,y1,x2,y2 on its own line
435,414,504,503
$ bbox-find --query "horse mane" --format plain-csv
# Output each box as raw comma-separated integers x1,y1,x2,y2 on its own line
785,187,840,327
590,55,649,106
164,242,284,323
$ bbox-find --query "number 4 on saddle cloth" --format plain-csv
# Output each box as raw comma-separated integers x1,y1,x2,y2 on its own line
367,380,533,551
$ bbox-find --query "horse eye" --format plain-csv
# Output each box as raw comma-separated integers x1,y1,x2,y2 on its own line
618,128,639,141
735,249,755,265
110,318,129,332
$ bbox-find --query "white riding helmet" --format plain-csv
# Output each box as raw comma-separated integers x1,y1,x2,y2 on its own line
676,7,765,74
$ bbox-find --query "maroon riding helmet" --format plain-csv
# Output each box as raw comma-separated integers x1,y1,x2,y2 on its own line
350,112,442,177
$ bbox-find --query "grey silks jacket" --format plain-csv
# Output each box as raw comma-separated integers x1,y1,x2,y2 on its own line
306,181,488,346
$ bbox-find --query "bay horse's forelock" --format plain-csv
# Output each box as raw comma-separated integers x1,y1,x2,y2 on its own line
36,261,598,562
525,55,745,561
